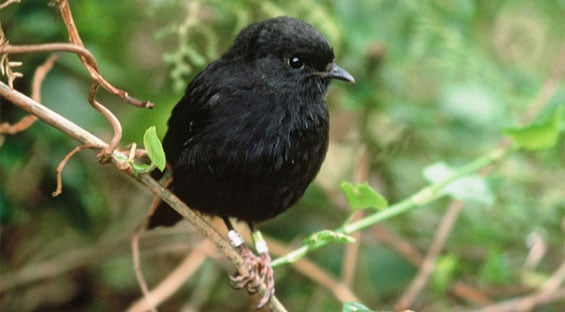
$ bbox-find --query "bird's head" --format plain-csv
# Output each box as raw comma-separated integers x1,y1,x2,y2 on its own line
225,16,354,95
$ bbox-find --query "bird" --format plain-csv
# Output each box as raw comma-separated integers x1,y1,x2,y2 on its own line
147,16,354,307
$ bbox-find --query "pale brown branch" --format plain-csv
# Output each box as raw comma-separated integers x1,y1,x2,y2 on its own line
128,240,213,312
52,144,97,196
88,82,123,162
515,260,565,312
0,0,19,10
0,43,153,110
456,287,565,312
0,238,123,293
32,54,59,101
395,48,565,310
52,0,154,109
268,237,360,303
0,228,190,293
0,81,286,311
0,114,35,134
371,225,423,266
451,282,493,306
132,219,158,312
0,43,98,68
0,54,58,134
0,81,107,147
396,200,464,309
341,147,369,287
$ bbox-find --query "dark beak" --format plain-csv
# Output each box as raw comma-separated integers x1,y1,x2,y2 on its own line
325,63,355,83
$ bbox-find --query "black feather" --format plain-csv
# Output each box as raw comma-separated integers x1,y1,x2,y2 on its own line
148,16,353,229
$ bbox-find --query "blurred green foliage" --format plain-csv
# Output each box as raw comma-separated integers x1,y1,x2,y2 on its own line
1,0,564,311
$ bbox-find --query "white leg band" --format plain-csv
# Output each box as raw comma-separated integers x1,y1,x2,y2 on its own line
228,230,244,247
255,239,269,254
252,230,269,254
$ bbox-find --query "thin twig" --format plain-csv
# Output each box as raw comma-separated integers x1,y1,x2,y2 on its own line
56,0,121,159
131,192,168,312
395,48,565,310
268,237,360,303
0,43,98,70
271,146,510,268
0,233,127,292
132,218,159,312
128,240,214,312
456,287,565,312
52,144,97,196
371,225,423,266
0,54,58,134
396,200,464,309
32,54,59,101
341,147,369,287
52,1,153,108
515,260,565,311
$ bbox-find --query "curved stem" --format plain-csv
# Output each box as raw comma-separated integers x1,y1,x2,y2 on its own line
271,146,510,267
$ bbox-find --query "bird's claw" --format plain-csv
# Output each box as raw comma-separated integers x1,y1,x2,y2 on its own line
229,246,275,309
256,252,274,308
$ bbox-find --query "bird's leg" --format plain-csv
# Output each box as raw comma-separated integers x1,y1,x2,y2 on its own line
223,218,275,308
249,224,275,308
224,218,259,292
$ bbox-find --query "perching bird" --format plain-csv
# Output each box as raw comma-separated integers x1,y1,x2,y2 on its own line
148,16,354,307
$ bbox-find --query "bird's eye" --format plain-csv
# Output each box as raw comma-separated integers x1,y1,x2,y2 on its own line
288,56,304,69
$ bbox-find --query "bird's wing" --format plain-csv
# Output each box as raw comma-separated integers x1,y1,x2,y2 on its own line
160,71,221,167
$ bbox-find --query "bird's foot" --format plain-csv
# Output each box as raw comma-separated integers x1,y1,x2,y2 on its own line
256,251,275,308
229,245,259,292
229,245,275,309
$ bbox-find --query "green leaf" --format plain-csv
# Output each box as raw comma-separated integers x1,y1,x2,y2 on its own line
340,182,388,211
143,126,166,171
423,162,495,205
304,230,356,246
342,302,375,312
131,162,154,174
431,254,459,295
503,105,563,150
478,249,511,285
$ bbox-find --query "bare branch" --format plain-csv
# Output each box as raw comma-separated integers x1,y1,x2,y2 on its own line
132,218,159,312
53,0,154,108
32,54,58,101
53,144,98,196
457,287,565,312
0,82,106,147
0,81,284,310
0,0,19,10
268,237,360,303
0,54,59,134
128,240,214,312
396,201,464,309
515,260,565,311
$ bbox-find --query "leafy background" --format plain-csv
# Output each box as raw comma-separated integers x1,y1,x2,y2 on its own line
1,0,564,311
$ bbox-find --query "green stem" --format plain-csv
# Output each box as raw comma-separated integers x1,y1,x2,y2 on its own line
271,146,510,267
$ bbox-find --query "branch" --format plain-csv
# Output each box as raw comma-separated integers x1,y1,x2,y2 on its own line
0,81,286,311
0,53,58,133
127,240,214,312
271,146,510,268
0,43,153,108
1,0,154,159
0,0,19,10
396,201,464,309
